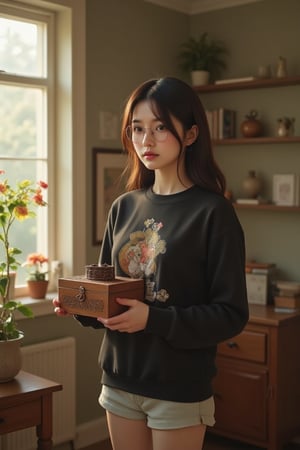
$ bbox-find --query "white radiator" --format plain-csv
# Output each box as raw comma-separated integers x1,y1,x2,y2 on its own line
1,337,76,450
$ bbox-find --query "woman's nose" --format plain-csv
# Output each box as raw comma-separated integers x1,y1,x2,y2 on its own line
142,129,155,145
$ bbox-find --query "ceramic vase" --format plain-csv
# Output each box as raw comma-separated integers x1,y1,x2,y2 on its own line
0,333,24,383
240,119,263,138
27,280,49,299
242,170,262,198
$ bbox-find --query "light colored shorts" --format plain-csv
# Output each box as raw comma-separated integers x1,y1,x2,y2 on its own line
99,385,215,430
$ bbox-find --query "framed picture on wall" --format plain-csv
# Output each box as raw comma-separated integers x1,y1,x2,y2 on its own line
92,148,127,245
272,173,299,206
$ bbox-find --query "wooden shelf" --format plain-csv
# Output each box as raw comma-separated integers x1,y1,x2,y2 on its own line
194,76,300,93
233,203,300,212
213,136,300,145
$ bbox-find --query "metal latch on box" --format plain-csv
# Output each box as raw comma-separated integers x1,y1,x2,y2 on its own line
76,286,86,302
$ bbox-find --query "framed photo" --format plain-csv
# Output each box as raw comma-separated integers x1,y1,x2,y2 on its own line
92,148,127,245
272,174,299,206
246,273,268,305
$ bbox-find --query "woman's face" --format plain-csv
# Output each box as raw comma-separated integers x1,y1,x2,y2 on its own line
129,100,185,173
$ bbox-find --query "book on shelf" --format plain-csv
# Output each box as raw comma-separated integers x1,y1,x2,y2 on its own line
218,108,236,139
246,261,276,271
246,261,276,276
275,280,300,292
274,307,300,314
205,107,236,140
275,288,300,297
205,110,213,139
215,76,257,85
212,109,219,140
274,295,300,309
236,197,268,205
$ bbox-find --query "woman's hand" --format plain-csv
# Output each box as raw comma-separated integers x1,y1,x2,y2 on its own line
97,298,149,333
53,298,70,317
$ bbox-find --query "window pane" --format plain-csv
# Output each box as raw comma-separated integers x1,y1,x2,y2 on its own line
0,84,46,158
0,16,45,77
0,160,48,285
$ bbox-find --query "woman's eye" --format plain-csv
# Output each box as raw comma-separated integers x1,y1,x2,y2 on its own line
133,126,143,133
156,124,167,132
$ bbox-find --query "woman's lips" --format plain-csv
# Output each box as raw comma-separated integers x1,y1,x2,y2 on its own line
143,151,157,160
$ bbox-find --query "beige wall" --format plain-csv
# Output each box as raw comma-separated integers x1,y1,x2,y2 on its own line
85,0,189,264
189,0,300,279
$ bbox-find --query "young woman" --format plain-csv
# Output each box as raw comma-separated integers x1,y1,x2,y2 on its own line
54,77,248,450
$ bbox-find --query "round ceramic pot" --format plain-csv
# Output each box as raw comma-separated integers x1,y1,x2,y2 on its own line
242,170,262,198
0,333,24,383
240,119,263,137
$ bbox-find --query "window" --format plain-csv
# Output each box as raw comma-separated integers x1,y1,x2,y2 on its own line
0,4,53,290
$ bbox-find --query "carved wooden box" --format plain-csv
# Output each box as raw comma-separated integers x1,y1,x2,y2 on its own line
58,275,144,318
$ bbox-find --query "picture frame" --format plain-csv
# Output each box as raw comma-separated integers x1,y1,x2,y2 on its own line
246,273,268,305
92,148,127,245
272,173,299,206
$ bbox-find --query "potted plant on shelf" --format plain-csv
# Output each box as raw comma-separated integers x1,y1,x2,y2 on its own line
23,253,49,299
178,32,228,86
0,170,48,382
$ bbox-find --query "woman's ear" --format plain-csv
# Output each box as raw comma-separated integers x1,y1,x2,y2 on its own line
184,125,198,146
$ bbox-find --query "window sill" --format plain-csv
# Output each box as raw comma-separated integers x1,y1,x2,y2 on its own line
15,292,57,320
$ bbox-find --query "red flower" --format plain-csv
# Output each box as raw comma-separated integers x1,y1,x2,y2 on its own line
33,193,46,206
38,180,48,189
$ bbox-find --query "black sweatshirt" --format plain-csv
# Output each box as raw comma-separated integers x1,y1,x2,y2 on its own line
76,186,249,402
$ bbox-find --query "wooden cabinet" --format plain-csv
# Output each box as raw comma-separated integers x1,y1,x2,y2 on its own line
212,305,300,450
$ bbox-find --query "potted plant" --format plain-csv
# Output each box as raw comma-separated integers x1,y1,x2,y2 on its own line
23,253,49,299
178,32,228,86
0,170,48,382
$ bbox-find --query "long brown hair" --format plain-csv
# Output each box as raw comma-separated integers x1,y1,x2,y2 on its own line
121,77,226,194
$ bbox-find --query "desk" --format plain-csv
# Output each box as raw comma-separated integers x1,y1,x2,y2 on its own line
0,370,62,450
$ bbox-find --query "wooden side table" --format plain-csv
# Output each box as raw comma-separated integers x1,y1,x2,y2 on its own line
0,370,62,450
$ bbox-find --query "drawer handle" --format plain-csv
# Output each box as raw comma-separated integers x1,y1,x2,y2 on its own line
226,341,238,349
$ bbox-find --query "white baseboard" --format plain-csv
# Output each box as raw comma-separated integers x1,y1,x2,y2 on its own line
75,416,109,449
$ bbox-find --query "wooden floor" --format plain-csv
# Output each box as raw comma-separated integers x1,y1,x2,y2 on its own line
83,434,300,450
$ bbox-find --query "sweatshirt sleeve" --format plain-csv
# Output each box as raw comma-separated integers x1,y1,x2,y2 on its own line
144,203,249,349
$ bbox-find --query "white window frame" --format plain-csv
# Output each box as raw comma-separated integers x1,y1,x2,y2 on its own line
0,2,55,296
0,0,87,308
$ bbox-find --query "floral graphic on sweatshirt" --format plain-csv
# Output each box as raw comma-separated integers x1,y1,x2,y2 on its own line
118,218,169,302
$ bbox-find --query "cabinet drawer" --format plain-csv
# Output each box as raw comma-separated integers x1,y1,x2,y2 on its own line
218,330,267,363
0,400,41,434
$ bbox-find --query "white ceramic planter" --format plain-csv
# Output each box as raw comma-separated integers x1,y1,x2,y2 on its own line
0,333,24,383
191,70,210,86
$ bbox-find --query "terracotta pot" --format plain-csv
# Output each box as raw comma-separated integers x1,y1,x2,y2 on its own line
27,280,49,299
240,119,263,137
0,333,24,383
